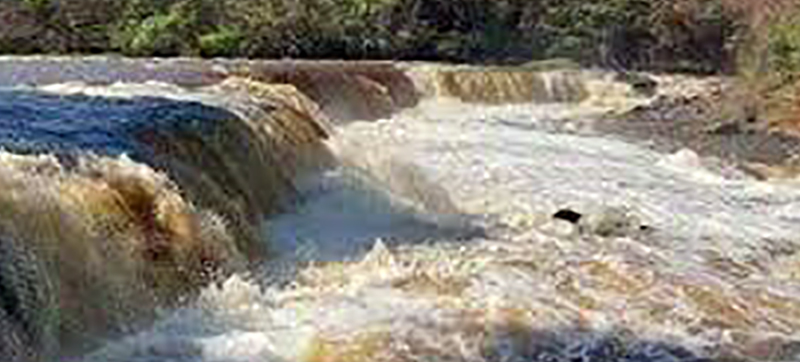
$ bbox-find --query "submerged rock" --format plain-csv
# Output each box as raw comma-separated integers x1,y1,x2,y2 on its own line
579,206,646,238
614,72,658,97
550,206,652,239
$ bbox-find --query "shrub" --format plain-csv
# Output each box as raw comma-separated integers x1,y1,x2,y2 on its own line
198,27,242,57
113,2,197,56
768,6,800,78
0,0,773,75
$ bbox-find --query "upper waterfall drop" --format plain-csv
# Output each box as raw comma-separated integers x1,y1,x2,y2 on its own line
0,75,337,358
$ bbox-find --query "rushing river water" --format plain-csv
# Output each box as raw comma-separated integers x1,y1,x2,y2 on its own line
83,98,800,361
0,58,798,362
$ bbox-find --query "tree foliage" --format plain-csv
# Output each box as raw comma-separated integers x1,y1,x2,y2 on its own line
768,3,800,78
0,0,796,75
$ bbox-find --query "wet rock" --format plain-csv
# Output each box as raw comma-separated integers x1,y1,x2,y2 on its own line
599,79,800,170
553,209,583,224
551,207,653,239
614,72,658,97
579,207,644,238
705,121,758,136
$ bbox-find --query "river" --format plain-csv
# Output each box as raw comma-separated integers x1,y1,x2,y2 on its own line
0,58,798,362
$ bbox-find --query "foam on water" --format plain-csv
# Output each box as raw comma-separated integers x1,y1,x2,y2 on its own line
82,99,800,362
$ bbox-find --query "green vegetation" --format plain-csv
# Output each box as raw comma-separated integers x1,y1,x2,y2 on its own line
768,5,800,81
764,3,800,124
0,0,797,76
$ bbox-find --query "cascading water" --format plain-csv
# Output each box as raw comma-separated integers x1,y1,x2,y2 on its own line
81,71,800,362
0,58,798,362
0,74,335,360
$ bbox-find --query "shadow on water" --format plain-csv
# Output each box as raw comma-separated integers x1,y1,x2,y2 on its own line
0,86,332,244
0,88,240,160
476,326,798,362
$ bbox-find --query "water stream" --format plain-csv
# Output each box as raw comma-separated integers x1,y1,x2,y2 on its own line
81,97,800,362
0,59,797,361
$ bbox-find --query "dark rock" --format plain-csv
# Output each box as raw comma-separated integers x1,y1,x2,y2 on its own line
615,72,658,97
580,207,642,238
707,122,744,136
553,209,583,224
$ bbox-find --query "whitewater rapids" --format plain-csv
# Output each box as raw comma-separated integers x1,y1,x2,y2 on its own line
82,96,800,361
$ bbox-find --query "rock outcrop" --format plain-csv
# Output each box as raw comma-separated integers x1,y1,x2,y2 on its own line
599,77,800,177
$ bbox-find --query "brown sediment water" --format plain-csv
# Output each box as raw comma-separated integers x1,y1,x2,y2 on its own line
0,57,610,120
0,153,240,357
0,74,338,358
0,57,797,362
422,68,589,104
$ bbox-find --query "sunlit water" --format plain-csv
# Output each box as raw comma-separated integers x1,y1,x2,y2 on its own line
82,99,800,362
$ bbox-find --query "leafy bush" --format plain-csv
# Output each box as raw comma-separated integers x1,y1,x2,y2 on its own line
199,27,242,57
0,0,765,74
768,6,800,78
20,0,49,12
113,2,199,56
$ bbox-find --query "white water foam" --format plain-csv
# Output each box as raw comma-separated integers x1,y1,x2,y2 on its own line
82,100,800,362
